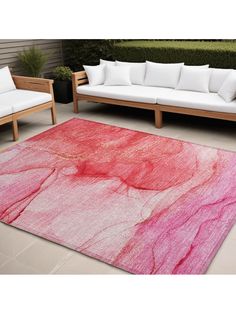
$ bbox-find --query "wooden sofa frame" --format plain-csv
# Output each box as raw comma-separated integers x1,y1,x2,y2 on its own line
0,76,57,141
72,71,236,128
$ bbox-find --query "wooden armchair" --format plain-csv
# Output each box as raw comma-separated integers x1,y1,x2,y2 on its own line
0,75,56,141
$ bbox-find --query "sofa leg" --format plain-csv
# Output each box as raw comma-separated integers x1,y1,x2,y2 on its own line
51,102,57,125
12,120,19,141
155,109,163,128
73,97,79,113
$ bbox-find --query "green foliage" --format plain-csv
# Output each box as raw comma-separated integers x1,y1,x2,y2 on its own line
113,40,236,69
62,40,117,71
53,66,73,81
18,46,48,77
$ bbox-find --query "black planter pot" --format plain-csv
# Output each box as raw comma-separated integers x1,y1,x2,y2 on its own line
53,80,73,104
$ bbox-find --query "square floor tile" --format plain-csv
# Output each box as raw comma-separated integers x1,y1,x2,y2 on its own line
0,259,38,274
54,252,127,274
0,223,36,257
0,252,11,268
228,224,236,240
16,238,73,273
207,238,236,274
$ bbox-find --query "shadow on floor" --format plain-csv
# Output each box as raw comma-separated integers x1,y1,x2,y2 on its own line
80,102,236,138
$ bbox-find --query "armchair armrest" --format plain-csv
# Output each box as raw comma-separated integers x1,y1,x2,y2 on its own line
12,75,54,94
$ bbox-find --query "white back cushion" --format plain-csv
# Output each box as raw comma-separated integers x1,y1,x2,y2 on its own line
116,61,146,85
176,67,211,93
218,70,236,102
0,66,16,94
184,64,209,69
83,64,105,86
144,61,184,88
104,65,131,86
100,59,116,66
209,68,233,93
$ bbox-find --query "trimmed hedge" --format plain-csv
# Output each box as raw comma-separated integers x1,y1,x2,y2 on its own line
113,40,236,69
62,40,116,71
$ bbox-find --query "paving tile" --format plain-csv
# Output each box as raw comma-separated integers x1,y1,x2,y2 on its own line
0,259,39,274
0,252,11,268
54,251,127,275
207,237,236,274
0,223,36,257
228,224,236,240
16,237,73,273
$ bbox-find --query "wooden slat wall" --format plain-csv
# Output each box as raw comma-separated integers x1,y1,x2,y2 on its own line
0,40,63,76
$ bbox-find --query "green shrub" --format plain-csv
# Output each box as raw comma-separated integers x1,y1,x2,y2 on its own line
62,40,117,71
113,40,236,69
53,66,73,81
18,46,48,77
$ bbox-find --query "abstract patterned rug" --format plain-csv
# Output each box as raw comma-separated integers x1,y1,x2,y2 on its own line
1,118,236,274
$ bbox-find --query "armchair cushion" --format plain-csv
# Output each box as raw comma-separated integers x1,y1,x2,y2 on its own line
0,66,16,94
0,104,13,118
0,89,52,113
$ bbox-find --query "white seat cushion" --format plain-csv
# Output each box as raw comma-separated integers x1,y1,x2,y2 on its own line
77,84,236,114
77,84,172,104
156,89,236,114
0,104,13,118
0,89,52,113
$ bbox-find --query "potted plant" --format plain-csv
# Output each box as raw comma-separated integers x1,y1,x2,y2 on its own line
18,46,48,77
53,66,73,104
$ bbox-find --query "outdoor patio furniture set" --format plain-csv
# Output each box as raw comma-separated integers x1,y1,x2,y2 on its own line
1,59,236,140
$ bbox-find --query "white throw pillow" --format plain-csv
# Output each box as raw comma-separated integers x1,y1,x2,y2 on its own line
144,61,184,88
176,67,211,93
104,65,131,86
184,64,209,69
83,64,105,86
209,68,233,93
116,61,146,85
218,71,236,102
100,59,116,66
0,66,16,94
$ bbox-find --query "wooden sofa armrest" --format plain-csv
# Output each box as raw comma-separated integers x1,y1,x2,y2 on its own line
72,71,88,90
12,75,54,94
72,71,88,114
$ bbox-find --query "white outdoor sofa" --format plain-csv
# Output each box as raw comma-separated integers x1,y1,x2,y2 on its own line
72,62,236,128
0,67,57,141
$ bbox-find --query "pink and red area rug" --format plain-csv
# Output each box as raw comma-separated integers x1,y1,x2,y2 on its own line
1,118,236,274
